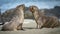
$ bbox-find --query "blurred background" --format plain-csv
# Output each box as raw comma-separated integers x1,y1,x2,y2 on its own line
0,0,60,23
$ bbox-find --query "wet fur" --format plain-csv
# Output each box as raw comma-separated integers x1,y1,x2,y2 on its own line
29,6,59,29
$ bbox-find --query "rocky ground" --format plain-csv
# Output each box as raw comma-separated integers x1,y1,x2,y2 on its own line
0,19,60,34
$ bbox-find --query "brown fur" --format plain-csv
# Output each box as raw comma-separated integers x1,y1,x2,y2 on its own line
29,6,59,29
1,4,25,31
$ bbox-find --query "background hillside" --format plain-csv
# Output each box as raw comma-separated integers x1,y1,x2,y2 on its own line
0,6,60,24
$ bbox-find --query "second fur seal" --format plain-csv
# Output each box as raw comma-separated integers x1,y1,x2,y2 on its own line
29,6,59,29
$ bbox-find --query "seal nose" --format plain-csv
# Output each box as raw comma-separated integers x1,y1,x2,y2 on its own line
29,7,33,12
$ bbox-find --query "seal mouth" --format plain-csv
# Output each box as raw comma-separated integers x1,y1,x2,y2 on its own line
29,6,39,13
29,6,34,13
20,4,25,11
16,4,25,11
